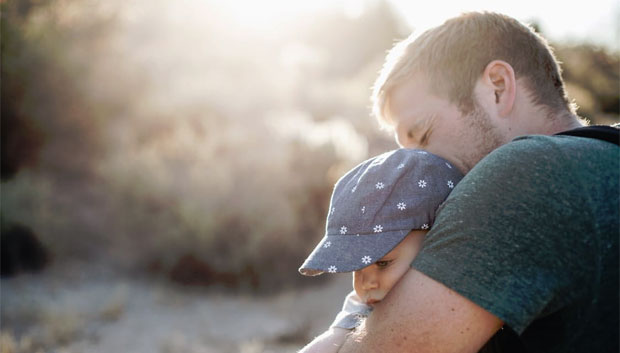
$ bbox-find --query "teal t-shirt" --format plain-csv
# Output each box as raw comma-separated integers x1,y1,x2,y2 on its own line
413,134,619,353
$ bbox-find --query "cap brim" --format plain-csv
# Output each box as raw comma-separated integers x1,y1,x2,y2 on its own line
298,229,410,276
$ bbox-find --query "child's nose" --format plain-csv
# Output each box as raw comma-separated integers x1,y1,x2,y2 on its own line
361,270,379,290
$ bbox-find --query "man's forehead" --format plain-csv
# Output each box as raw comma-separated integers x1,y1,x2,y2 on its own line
385,76,435,124
385,94,434,133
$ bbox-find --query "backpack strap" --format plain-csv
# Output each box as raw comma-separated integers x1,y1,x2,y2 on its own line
555,125,620,146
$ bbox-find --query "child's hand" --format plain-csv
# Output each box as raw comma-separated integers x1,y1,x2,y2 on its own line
298,327,349,353
329,291,373,330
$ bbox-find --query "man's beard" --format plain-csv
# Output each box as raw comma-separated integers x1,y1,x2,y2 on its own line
459,103,506,172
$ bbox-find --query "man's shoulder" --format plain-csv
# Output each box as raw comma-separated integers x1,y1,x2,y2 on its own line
447,131,619,212
504,131,615,153
507,126,619,153
471,132,618,176
418,130,619,334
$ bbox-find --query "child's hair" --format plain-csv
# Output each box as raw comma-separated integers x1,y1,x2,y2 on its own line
372,11,575,130
299,148,463,276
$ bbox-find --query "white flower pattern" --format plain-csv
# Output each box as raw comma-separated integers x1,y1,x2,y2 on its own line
315,149,462,277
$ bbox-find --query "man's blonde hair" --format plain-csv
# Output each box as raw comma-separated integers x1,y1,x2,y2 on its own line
372,12,575,129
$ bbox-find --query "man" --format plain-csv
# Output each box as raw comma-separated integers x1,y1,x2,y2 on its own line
332,12,618,353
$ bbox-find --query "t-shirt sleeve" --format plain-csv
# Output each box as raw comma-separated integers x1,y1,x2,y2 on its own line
411,136,609,334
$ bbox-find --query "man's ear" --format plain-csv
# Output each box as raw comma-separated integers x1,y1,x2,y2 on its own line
481,60,516,117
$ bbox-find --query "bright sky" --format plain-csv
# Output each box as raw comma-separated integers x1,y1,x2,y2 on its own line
219,0,619,51
388,0,619,50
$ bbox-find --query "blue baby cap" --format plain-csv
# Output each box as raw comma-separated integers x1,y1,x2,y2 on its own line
299,149,463,276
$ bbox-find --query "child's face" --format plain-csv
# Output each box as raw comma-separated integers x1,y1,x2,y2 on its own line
353,230,427,306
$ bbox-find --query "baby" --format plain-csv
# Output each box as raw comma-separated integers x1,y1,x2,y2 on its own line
298,148,463,352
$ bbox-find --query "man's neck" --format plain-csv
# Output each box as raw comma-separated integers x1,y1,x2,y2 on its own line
544,112,585,135
514,110,584,138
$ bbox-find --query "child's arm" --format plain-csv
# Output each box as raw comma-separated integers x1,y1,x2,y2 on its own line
329,291,372,330
299,291,372,353
298,327,349,353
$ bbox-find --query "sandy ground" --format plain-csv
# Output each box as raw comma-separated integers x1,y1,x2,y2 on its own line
1,264,352,353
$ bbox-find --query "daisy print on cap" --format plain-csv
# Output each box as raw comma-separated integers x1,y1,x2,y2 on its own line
297,148,464,279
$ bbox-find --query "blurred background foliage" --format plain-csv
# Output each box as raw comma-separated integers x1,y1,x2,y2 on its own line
1,0,618,292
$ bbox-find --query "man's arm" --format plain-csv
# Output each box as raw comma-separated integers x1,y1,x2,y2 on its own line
338,269,503,353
